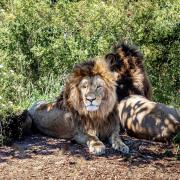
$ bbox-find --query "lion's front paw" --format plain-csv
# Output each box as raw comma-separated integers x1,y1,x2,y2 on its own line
89,142,106,155
112,141,129,154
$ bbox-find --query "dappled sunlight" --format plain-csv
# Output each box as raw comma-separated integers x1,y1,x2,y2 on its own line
118,95,180,141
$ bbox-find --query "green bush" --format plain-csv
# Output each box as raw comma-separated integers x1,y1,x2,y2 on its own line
0,0,179,144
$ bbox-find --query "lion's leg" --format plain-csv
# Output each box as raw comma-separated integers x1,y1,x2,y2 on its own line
74,133,105,155
87,135,106,155
109,132,129,154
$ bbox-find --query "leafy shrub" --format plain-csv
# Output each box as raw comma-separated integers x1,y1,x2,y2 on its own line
0,0,179,144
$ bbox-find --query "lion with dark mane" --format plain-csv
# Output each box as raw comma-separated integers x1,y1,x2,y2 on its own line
105,43,180,141
105,43,152,102
27,59,129,155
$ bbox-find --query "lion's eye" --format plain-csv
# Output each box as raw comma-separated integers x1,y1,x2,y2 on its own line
97,85,102,89
82,85,87,89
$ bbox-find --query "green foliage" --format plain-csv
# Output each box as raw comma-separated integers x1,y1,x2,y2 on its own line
173,133,180,160
0,0,179,144
173,132,180,144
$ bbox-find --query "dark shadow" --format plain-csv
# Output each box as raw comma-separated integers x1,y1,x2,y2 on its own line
0,133,178,167
102,135,178,167
0,133,92,163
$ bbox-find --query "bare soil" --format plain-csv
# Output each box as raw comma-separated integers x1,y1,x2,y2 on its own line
0,134,180,180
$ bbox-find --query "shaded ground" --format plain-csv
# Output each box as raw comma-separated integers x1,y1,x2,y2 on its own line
0,134,180,180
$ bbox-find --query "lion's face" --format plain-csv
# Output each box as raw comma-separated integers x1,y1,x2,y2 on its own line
64,60,117,118
78,75,106,112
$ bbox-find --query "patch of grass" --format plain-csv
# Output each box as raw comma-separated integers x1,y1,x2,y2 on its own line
173,133,180,144
173,133,180,160
163,149,173,157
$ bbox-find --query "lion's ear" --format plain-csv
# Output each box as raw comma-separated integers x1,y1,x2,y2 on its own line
105,53,117,66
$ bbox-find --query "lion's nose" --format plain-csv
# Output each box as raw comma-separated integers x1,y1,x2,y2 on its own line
86,95,96,102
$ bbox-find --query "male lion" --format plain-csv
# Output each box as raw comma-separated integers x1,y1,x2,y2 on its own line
105,43,152,102
104,43,179,141
27,60,129,155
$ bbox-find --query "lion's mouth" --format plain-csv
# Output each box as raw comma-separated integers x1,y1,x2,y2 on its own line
86,105,99,112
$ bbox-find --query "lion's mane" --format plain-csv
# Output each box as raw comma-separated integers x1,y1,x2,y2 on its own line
105,43,152,102
57,60,118,138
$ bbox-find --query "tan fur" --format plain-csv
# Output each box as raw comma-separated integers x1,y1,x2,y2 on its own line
27,60,129,155
27,101,75,139
118,95,180,141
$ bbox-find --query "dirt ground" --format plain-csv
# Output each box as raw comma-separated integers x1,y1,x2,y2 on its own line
0,134,180,180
